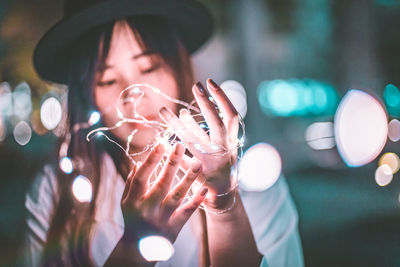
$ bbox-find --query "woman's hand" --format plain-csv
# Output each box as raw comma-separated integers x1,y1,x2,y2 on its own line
159,79,239,210
120,142,207,244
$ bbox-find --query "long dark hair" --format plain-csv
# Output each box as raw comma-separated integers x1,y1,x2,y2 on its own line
41,15,194,266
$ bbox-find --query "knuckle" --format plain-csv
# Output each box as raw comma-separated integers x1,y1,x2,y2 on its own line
183,206,196,215
172,190,182,201
147,156,159,165
216,120,225,129
162,201,175,213
188,171,199,180
157,177,167,188
132,177,143,188
168,158,179,167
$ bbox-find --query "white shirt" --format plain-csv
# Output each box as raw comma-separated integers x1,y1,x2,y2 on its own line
24,153,304,267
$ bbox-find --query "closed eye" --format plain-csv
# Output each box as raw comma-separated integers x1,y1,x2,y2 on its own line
141,63,161,74
97,80,116,87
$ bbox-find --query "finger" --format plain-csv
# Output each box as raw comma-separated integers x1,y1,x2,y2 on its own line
181,154,194,171
168,187,208,230
206,79,239,143
145,143,185,203
128,143,164,201
160,161,202,219
122,170,133,201
159,107,208,158
179,108,210,144
192,82,227,146
122,165,138,201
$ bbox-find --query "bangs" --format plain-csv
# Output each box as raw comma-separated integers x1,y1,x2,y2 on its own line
96,16,192,90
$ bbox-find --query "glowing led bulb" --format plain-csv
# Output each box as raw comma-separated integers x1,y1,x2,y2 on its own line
117,109,123,118
138,235,174,262
194,143,202,151
88,111,100,125
60,157,73,174
128,133,134,143
210,144,219,151
72,175,92,202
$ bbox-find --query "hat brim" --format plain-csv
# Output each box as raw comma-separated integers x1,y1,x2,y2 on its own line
33,0,214,84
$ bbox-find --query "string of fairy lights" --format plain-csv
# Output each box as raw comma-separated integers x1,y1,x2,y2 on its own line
59,83,246,209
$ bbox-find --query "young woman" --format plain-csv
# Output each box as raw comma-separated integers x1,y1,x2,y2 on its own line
24,0,303,266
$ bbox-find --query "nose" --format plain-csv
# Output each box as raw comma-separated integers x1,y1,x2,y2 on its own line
120,84,160,119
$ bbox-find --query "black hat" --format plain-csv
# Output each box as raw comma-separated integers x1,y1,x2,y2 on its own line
33,0,214,84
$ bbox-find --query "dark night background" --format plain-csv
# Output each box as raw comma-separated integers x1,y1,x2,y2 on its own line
1,0,400,266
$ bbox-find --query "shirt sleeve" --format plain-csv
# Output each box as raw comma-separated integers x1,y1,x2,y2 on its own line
22,165,59,267
240,176,304,267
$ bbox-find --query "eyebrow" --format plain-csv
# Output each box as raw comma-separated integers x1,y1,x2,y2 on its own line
102,51,154,70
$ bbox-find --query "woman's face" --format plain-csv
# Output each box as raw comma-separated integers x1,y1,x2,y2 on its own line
94,19,179,150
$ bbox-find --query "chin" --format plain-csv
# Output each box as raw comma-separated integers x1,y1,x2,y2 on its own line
129,127,157,150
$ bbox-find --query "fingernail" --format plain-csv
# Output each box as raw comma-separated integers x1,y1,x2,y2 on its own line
174,143,184,155
196,82,206,96
200,187,208,196
192,161,202,173
179,108,189,117
208,79,219,91
160,107,172,120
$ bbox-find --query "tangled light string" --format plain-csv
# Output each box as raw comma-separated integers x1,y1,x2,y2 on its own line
60,83,246,208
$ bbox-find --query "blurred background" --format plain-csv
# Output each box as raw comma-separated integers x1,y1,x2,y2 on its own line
1,0,400,266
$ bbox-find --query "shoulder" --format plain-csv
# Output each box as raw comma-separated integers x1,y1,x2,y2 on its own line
239,176,304,266
25,163,60,242
26,164,59,207
239,175,296,221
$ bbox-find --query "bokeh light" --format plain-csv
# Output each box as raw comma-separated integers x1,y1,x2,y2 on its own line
257,79,338,117
388,119,400,142
0,82,12,117
375,164,393,187
13,121,32,146
383,83,400,117
40,97,62,130
378,152,399,174
60,157,74,174
239,143,282,191
138,235,174,262
72,175,92,203
305,122,335,150
12,82,32,120
334,90,388,167
88,111,101,126
220,80,247,118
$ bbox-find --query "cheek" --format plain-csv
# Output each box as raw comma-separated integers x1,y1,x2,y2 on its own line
94,88,113,111
94,88,121,123
152,73,180,110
